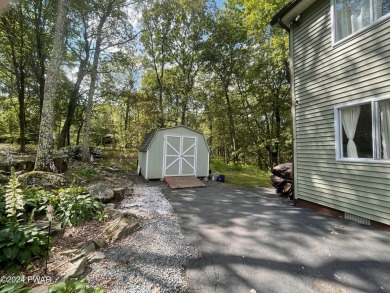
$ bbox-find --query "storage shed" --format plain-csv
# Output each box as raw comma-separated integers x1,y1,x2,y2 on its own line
138,126,210,180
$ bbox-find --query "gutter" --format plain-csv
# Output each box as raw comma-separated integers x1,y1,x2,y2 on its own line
277,18,290,32
270,0,318,30
270,0,301,29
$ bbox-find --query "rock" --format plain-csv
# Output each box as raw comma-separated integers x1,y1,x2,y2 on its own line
59,249,78,256
88,251,106,263
30,286,50,293
34,220,62,234
88,183,114,203
124,182,134,196
63,256,87,279
104,203,116,216
93,238,108,249
17,171,70,187
89,147,102,159
80,242,96,255
0,157,35,173
104,213,142,242
58,145,102,160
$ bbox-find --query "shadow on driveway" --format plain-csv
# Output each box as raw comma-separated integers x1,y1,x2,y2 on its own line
163,182,390,293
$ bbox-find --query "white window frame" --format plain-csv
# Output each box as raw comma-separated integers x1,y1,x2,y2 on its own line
334,95,390,163
331,0,390,45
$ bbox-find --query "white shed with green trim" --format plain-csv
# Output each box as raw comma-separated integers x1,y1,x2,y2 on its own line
138,126,210,180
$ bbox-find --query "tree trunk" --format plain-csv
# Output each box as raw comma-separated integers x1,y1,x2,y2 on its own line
81,0,115,161
58,19,90,149
34,0,46,119
124,95,130,131
34,0,68,171
76,120,83,145
17,74,26,153
58,59,88,148
224,86,236,161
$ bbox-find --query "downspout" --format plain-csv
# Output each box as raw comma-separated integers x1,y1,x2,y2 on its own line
288,25,298,201
278,18,290,32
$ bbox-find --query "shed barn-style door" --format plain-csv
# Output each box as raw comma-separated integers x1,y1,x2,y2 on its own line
164,135,196,176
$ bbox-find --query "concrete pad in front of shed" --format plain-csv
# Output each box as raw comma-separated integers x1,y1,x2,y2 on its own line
165,176,205,189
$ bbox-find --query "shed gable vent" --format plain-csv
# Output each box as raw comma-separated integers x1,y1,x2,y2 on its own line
344,213,370,226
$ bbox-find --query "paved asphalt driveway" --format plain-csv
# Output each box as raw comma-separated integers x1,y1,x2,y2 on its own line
163,181,390,293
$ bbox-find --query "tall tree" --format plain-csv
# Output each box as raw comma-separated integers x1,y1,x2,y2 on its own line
168,0,212,125
140,0,176,128
202,8,248,161
34,0,68,171
58,3,91,148
0,2,34,152
81,0,136,161
228,0,291,166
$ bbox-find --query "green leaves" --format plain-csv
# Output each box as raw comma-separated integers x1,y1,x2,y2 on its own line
0,223,48,271
49,279,104,293
0,281,31,293
53,187,103,227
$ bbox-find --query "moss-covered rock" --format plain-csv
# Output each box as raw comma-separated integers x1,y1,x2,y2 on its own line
17,171,70,187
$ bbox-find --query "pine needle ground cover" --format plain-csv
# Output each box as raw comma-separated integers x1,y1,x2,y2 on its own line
209,159,272,188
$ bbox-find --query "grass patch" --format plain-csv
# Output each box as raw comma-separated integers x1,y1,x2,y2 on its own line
209,159,272,188
98,148,138,172
70,167,100,182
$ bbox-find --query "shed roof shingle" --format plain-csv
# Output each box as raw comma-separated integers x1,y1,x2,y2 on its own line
139,130,157,152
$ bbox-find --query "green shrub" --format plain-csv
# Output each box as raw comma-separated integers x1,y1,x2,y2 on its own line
0,168,49,272
0,223,48,272
0,186,6,225
49,279,104,293
0,281,31,293
53,187,103,227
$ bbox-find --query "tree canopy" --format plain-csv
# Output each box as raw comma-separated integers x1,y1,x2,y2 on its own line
0,0,291,170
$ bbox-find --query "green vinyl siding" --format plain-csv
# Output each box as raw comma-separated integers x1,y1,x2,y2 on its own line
292,0,390,224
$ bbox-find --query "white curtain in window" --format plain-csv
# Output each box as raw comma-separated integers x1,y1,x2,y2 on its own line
341,106,361,158
380,100,390,159
336,0,352,40
351,6,364,33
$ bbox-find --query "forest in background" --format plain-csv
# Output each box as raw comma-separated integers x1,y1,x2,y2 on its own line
0,0,291,171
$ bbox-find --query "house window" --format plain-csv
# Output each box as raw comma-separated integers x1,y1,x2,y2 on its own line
335,97,390,161
334,0,390,42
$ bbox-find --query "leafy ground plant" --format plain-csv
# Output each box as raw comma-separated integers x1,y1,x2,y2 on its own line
49,279,104,293
53,187,103,227
0,168,48,272
0,281,31,293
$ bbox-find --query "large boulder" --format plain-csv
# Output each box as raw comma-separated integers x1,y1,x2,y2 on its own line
104,213,142,242
58,145,102,161
0,156,67,173
88,183,114,203
17,171,70,187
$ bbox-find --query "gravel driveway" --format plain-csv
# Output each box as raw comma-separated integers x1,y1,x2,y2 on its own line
86,184,187,292
164,181,390,293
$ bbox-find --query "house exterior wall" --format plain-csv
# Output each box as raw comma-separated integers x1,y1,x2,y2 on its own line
292,0,390,224
139,126,209,180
